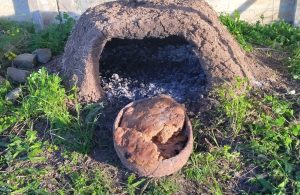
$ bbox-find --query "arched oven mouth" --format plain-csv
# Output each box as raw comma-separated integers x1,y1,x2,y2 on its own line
99,36,207,108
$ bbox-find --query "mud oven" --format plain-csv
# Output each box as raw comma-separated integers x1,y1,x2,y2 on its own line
61,0,254,103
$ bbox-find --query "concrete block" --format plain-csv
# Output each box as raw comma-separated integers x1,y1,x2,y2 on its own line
0,0,298,27
0,0,16,17
294,0,300,25
206,0,229,13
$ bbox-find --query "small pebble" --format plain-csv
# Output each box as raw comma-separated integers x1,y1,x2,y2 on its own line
5,87,22,101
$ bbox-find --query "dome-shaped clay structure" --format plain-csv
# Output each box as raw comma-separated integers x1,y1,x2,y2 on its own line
61,0,254,102
113,95,193,177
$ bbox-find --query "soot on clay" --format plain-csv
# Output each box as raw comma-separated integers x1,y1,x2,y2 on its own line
99,36,207,105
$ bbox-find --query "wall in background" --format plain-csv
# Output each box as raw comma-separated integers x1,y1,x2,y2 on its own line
0,0,298,28
207,0,296,23
295,0,300,25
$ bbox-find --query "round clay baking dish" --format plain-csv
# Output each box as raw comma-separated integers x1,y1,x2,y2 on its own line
113,97,193,177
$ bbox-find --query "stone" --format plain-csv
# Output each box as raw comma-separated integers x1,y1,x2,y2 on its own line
33,48,52,63
5,87,22,101
13,53,37,69
111,73,120,81
7,67,30,83
113,95,193,177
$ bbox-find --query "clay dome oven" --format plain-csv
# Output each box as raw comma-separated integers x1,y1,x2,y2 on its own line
61,0,254,102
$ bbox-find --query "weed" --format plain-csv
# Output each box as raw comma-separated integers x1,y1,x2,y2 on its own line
217,78,252,137
0,68,100,156
220,11,253,52
145,177,180,195
245,95,300,194
289,47,300,79
0,129,49,194
2,130,46,166
215,80,300,193
220,11,300,79
0,166,49,194
29,13,75,55
62,169,112,194
0,68,73,134
0,20,34,71
184,146,241,194
126,173,146,195
56,151,115,194
0,13,74,76
24,68,72,127
0,80,15,132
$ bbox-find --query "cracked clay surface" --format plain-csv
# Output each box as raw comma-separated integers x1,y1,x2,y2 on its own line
61,0,256,102
113,95,190,176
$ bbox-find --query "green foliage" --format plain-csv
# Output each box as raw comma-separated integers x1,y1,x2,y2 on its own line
220,11,300,50
0,129,48,194
0,80,15,131
247,95,300,194
23,68,72,127
0,134,113,194
0,20,34,70
145,178,180,195
0,68,73,133
55,151,114,194
126,174,146,195
184,146,241,193
0,66,114,193
220,11,300,79
219,11,253,52
1,130,46,166
215,80,300,193
289,47,300,79
217,78,252,137
0,166,49,194
1,68,100,154
29,13,75,55
64,169,112,194
0,13,74,75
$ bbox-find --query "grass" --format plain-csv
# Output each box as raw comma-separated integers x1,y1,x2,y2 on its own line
185,79,299,194
0,11,299,194
145,177,180,195
0,16,114,194
0,68,72,133
220,11,300,79
29,13,75,55
184,146,241,194
218,13,300,192
0,19,34,72
0,13,74,75
245,94,300,194
0,68,113,193
126,174,146,195
217,78,252,137
213,80,300,194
